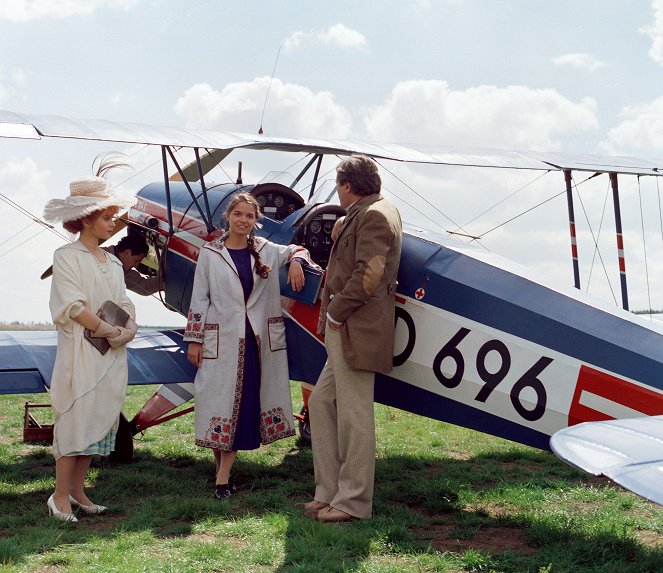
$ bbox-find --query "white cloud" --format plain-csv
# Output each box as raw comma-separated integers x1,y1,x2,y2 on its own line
551,52,606,72
0,66,29,105
283,23,367,53
641,0,663,65
0,157,51,214
363,80,599,150
109,90,136,107
601,95,663,155
0,0,137,22
174,77,353,139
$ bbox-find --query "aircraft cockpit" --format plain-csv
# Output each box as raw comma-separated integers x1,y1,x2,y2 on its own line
247,180,345,269
251,182,304,221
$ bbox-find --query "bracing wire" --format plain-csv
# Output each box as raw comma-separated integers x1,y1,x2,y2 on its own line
0,192,70,244
585,178,610,290
475,189,566,239
374,160,476,243
574,175,617,305
474,172,607,242
259,46,281,134
0,228,48,259
458,170,552,229
0,221,33,249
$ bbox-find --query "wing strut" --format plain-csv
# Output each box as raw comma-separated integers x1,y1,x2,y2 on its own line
610,173,629,310
162,145,214,235
290,154,323,199
161,146,174,235
194,147,214,229
308,154,324,200
564,170,581,290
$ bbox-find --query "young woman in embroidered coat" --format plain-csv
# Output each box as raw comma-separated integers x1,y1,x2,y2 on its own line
43,175,138,522
184,192,315,499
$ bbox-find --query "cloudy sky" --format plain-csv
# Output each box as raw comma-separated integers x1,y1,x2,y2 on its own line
1,0,663,325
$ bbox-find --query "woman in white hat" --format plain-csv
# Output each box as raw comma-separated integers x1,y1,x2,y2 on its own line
43,174,138,522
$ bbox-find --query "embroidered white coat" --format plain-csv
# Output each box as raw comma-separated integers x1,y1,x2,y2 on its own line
49,241,135,459
183,236,307,450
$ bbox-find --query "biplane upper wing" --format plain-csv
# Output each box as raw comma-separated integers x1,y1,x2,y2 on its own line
550,417,663,505
1,110,662,175
0,330,196,395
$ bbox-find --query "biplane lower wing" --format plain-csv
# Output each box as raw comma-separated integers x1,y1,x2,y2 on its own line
0,330,195,394
550,416,663,506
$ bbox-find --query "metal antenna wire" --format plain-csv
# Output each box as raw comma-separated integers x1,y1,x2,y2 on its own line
259,46,281,135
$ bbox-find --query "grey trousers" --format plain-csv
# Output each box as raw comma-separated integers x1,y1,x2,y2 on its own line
308,326,376,518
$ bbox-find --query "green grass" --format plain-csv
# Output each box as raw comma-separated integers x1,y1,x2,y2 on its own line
1,385,662,572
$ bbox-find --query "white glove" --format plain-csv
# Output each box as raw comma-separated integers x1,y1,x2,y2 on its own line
107,318,137,349
93,320,121,339
108,326,132,349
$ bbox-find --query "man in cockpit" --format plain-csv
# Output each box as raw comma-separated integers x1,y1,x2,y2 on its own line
104,234,160,296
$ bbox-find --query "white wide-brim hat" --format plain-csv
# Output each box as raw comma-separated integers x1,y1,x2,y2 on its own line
43,176,137,224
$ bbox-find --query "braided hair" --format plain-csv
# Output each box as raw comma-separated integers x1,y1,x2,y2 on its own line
225,192,271,279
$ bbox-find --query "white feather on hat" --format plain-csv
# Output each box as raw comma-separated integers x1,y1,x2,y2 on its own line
43,176,136,224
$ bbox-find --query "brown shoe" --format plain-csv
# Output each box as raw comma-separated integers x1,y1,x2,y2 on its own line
317,506,357,523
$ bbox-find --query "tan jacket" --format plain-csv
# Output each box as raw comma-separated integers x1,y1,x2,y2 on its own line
321,194,402,373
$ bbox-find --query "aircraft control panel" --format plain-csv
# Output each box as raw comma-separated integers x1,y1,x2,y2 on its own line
252,183,305,221
294,204,346,268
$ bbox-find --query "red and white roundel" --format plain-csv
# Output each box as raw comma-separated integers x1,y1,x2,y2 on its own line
415,287,425,300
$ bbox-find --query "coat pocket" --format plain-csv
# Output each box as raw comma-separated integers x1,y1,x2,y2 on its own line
267,317,286,351
203,323,219,359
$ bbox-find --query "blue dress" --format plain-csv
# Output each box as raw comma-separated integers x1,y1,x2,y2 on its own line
226,247,261,450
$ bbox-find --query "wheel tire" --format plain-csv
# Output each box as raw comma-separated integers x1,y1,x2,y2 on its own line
297,405,311,447
109,412,134,464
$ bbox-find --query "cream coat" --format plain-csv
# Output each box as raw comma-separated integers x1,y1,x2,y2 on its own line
49,241,135,459
183,236,310,450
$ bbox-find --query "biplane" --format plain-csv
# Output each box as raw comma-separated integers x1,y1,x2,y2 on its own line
1,110,663,505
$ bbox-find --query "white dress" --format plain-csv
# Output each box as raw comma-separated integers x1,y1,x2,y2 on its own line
49,241,135,459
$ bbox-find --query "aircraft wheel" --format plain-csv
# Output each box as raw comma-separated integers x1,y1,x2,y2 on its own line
297,405,311,447
109,412,134,464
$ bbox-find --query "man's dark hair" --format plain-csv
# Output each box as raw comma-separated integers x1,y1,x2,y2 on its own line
336,155,381,197
116,234,149,257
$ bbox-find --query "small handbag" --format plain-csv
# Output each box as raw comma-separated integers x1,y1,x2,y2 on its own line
84,300,131,355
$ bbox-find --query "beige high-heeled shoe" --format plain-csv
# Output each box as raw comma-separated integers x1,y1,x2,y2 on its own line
47,494,78,523
69,495,107,515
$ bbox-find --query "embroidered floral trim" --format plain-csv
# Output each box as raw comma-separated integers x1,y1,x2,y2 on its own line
198,416,234,448
184,309,205,341
260,407,295,444
196,337,246,451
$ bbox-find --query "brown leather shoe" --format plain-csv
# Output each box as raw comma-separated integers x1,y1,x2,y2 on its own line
317,506,357,523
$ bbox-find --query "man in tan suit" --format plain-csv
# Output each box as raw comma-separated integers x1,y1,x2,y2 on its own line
302,155,402,522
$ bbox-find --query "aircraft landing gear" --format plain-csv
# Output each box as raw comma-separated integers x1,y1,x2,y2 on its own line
297,405,311,446
109,412,134,464
293,383,313,447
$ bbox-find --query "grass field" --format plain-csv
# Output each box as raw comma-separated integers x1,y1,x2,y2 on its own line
1,385,662,573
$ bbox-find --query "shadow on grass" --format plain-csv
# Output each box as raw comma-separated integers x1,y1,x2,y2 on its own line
1,444,662,572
